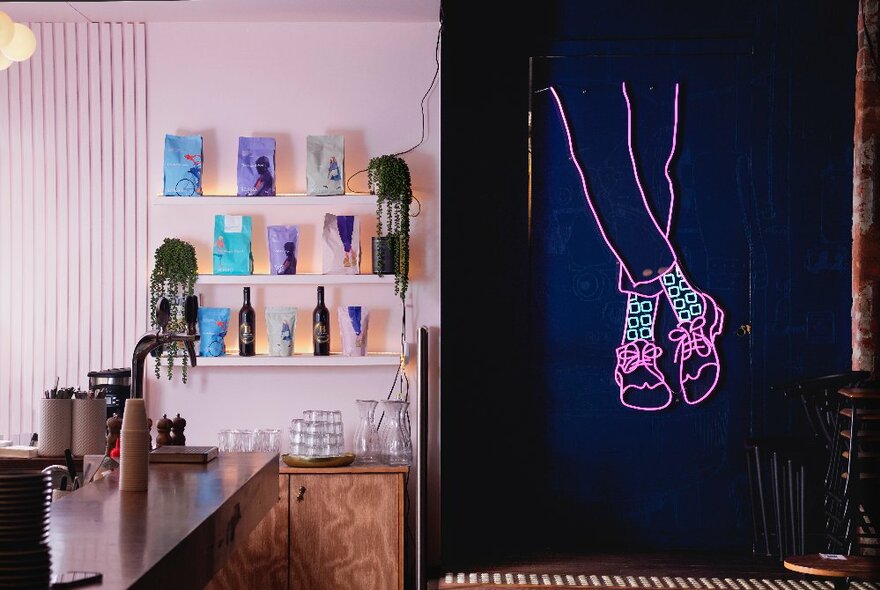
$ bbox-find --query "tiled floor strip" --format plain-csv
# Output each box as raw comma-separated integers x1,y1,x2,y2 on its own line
439,575,876,589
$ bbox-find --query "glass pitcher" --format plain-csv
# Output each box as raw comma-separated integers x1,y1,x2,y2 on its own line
379,399,411,466
352,400,380,465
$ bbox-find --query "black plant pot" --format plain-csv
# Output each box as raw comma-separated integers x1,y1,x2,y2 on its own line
371,236,395,275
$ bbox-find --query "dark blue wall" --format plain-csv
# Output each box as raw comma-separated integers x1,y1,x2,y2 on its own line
440,0,856,566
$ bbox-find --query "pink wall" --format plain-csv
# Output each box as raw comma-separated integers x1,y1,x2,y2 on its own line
143,21,440,455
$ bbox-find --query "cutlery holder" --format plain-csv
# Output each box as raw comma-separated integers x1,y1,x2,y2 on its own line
37,398,72,457
72,399,107,456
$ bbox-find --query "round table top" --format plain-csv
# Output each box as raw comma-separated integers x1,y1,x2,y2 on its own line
783,554,880,579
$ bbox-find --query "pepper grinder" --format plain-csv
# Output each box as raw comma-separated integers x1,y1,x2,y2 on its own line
171,413,187,446
156,414,172,448
106,413,122,456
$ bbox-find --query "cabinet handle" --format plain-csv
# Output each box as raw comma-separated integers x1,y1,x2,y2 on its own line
295,486,306,502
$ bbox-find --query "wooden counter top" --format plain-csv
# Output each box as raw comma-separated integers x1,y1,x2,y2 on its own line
49,452,279,590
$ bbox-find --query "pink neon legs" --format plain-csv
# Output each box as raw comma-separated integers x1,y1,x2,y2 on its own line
549,82,725,409
548,87,675,291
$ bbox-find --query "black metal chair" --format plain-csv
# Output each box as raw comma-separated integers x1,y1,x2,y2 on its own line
746,371,870,560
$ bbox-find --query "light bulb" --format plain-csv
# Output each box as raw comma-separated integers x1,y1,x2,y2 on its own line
0,23,36,62
0,51,11,72
0,12,13,48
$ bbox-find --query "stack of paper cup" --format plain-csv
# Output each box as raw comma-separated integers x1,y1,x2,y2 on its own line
119,399,150,492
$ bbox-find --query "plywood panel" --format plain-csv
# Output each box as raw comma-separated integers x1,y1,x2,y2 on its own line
205,474,289,590
289,472,400,590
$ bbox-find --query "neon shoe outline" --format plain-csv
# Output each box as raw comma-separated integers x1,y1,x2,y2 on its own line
667,292,725,405
614,339,674,412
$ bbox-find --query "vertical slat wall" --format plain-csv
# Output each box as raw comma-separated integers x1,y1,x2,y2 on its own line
0,22,147,438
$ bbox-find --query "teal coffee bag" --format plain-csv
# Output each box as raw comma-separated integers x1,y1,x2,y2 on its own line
213,215,253,275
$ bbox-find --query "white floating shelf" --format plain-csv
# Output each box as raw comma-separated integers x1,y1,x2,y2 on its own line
151,194,376,206
197,274,393,285
195,353,401,367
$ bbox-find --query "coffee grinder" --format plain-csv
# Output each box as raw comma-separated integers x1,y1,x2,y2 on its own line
87,367,131,420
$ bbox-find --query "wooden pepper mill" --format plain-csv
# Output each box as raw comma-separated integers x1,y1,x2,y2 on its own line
147,418,153,450
170,413,187,446
106,413,122,456
155,414,172,448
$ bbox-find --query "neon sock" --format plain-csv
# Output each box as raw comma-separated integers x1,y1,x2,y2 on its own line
661,265,704,322
623,293,657,342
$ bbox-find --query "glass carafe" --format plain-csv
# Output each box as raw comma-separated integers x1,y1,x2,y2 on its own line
379,399,411,466
352,400,380,465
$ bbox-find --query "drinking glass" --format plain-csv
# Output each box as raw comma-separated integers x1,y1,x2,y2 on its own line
266,429,281,453
217,429,233,453
290,421,306,456
253,429,269,452
232,429,253,452
303,410,329,423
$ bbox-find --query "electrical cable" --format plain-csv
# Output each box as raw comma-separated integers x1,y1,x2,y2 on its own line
345,19,442,202
66,2,94,23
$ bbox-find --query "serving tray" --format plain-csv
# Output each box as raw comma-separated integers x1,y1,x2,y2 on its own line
281,452,355,468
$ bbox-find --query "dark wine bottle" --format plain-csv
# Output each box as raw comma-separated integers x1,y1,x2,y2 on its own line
239,287,256,357
313,285,330,356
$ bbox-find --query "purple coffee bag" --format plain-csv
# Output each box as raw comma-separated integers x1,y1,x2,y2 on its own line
238,137,276,196
267,225,299,275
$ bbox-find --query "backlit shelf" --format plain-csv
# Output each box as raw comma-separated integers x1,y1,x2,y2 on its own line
151,194,375,206
197,274,393,285
195,353,401,367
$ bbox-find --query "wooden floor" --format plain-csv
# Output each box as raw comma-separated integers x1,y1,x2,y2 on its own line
429,551,799,589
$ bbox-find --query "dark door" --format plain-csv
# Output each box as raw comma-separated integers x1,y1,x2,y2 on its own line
529,46,755,550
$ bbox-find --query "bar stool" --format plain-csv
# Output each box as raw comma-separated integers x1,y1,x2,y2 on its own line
745,372,870,560
824,384,880,556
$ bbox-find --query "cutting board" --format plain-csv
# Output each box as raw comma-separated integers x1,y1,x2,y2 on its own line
0,445,38,458
149,445,218,464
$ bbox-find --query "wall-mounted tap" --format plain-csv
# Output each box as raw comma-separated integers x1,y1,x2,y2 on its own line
131,295,200,399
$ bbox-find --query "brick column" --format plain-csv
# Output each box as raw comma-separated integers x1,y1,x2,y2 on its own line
853,0,880,378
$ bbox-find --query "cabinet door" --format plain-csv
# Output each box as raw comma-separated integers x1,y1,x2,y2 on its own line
289,473,401,590
205,475,289,590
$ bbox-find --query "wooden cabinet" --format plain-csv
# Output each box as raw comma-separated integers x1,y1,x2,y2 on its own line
205,475,289,590
206,465,407,590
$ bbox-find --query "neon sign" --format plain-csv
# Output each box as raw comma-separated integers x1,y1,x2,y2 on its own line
548,82,725,410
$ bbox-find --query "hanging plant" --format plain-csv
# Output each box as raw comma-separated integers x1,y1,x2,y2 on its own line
149,237,198,382
368,154,413,300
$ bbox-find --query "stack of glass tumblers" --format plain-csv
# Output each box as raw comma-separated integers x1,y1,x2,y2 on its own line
217,428,281,453
288,410,344,458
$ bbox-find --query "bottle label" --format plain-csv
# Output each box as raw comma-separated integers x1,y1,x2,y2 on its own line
313,323,329,344
240,323,255,345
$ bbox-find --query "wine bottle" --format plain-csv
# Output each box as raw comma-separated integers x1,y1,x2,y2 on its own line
239,286,256,356
313,285,330,356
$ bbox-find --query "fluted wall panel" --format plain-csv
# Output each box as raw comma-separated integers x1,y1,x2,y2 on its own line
0,22,147,438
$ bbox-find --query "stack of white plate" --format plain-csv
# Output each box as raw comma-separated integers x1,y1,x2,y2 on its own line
0,471,52,589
